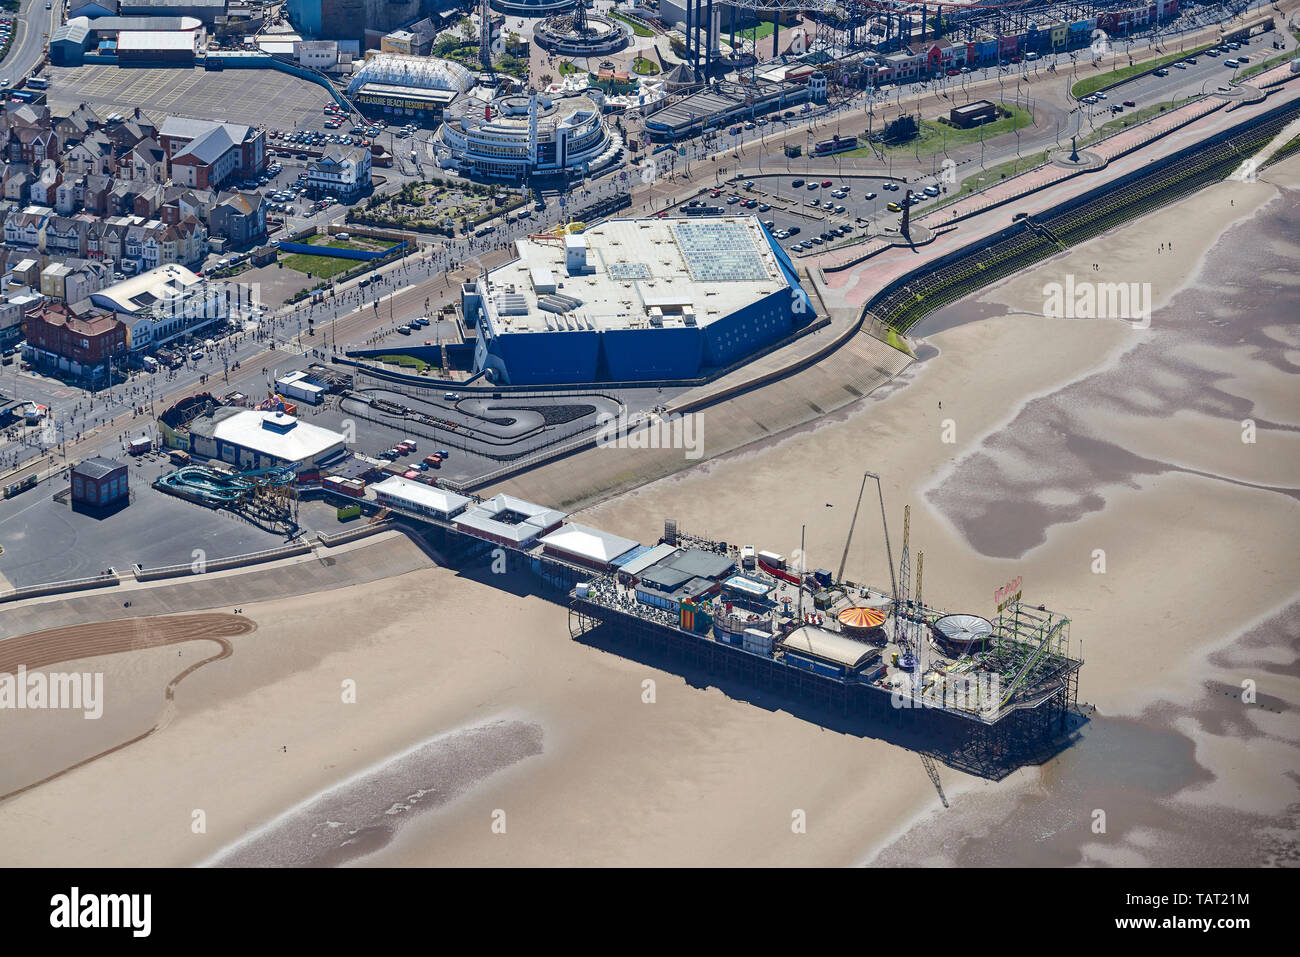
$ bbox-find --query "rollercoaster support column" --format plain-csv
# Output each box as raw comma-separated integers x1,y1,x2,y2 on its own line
685,0,694,73
705,0,714,78
693,0,702,75
728,2,735,56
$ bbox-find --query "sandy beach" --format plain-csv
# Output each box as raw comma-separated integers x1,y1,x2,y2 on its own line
1,153,1296,867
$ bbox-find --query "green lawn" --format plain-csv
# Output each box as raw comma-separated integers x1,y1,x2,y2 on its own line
950,150,1052,200
279,252,357,280
841,104,1034,159
281,235,383,279
558,60,578,75
738,20,775,42
375,354,438,372
609,11,653,38
1070,43,1215,98
1081,98,1193,146
633,56,660,76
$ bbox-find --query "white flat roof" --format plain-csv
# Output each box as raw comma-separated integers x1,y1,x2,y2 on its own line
453,493,567,544
540,523,640,565
780,626,880,669
117,30,196,51
92,263,202,315
276,370,325,393
480,216,789,336
371,475,470,516
210,410,345,463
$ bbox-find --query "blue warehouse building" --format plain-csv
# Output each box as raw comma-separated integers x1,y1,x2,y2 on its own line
462,216,814,386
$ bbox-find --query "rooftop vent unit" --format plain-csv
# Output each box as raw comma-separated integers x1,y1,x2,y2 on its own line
538,293,582,314
494,293,529,316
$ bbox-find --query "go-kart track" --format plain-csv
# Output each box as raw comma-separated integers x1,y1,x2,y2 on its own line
338,386,625,484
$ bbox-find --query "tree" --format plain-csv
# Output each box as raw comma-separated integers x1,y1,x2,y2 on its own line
541,73,554,87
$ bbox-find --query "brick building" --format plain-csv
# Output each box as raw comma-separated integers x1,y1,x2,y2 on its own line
23,301,127,379
70,456,129,508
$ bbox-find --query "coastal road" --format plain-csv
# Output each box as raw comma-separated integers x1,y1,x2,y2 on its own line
0,0,60,83
4,1,1297,486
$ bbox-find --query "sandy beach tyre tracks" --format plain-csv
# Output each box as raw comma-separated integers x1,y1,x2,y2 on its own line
0,613,256,802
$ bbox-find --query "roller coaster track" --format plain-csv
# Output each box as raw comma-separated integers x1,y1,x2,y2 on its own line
998,616,1068,709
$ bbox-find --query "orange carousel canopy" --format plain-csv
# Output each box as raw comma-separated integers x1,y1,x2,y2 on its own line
838,606,887,629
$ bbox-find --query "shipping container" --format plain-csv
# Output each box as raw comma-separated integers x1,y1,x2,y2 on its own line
322,475,366,497
169,450,191,465
337,503,362,520
742,627,774,656
757,550,784,568
740,545,756,569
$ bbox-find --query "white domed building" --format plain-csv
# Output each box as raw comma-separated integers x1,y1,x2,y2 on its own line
346,54,476,120
433,91,623,181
